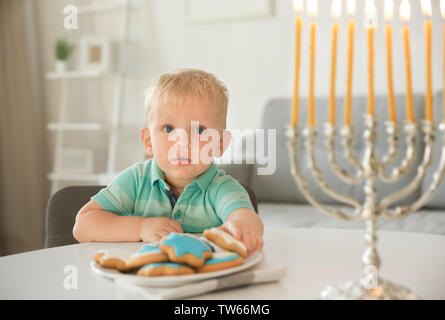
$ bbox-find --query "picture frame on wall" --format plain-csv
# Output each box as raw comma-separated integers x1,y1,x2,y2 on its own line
55,149,94,174
79,36,110,72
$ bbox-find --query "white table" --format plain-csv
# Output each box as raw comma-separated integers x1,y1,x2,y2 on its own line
1,227,444,299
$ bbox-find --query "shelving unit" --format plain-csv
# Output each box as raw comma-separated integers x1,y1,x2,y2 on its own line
47,0,136,194
47,123,103,131
47,172,117,183
46,69,111,79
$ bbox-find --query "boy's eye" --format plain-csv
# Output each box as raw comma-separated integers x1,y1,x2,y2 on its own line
193,127,206,135
163,125,174,133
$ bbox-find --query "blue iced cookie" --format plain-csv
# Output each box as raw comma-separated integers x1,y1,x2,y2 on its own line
196,251,244,273
159,233,213,267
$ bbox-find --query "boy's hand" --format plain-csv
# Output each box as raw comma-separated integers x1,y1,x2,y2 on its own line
218,218,263,257
139,217,183,243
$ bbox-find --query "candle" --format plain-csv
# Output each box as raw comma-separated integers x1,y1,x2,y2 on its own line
307,0,317,127
400,0,415,122
329,0,341,125
441,0,445,120
344,0,355,125
291,0,303,126
384,0,397,123
421,0,433,122
365,0,376,117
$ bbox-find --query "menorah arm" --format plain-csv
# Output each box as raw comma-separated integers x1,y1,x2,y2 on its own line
379,121,399,169
339,125,365,174
286,125,361,221
379,121,435,213
324,123,364,184
382,123,445,220
378,122,417,183
303,126,363,211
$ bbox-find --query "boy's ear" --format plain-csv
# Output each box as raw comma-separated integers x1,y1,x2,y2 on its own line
140,128,153,157
218,129,232,157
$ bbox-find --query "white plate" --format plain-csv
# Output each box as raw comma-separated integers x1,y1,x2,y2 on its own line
91,251,263,287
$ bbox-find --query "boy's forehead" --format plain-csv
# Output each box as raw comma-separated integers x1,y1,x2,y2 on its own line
153,94,223,122
159,93,210,108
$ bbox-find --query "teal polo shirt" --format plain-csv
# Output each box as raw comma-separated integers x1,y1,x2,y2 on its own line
91,159,255,233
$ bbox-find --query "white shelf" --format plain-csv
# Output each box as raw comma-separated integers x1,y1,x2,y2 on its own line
47,123,103,131
48,172,102,181
48,172,118,184
46,70,112,80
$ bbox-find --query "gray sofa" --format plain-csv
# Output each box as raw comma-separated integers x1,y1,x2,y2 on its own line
220,92,445,235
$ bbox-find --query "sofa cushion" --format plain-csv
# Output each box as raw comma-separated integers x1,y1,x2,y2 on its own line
250,95,425,206
258,202,445,236
422,90,445,209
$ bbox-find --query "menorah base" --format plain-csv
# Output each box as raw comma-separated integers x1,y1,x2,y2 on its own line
320,278,420,300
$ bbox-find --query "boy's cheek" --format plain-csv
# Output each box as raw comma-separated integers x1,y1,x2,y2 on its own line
190,143,200,162
200,137,221,157
154,136,174,155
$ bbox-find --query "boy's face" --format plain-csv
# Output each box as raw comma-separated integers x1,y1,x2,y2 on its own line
141,95,231,185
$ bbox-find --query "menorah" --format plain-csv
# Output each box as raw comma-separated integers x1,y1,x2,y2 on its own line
287,117,445,299
286,0,445,300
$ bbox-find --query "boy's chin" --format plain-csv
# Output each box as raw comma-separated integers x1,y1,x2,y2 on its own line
167,162,209,177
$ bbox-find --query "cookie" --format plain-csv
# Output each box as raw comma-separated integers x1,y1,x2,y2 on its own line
93,251,105,263
159,233,212,267
126,243,169,270
93,249,131,271
196,251,244,273
203,228,248,258
137,262,195,277
196,236,216,252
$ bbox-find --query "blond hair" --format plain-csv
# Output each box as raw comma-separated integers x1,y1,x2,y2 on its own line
144,69,229,126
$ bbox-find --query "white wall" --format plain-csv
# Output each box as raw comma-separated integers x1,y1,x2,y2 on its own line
38,0,445,176
140,0,444,129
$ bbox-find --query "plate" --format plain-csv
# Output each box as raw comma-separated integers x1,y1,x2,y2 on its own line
91,251,263,287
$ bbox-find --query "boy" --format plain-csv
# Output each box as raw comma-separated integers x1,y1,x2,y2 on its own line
73,69,263,256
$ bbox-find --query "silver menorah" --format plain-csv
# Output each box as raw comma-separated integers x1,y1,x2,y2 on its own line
286,115,445,299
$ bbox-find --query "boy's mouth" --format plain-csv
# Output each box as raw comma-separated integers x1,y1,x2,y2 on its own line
172,157,191,165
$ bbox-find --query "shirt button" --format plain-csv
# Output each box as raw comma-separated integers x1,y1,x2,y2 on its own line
175,211,182,219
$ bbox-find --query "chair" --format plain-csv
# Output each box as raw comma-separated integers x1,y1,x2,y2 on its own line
44,183,258,248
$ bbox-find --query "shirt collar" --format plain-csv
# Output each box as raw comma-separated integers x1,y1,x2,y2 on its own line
150,159,218,192
150,159,168,189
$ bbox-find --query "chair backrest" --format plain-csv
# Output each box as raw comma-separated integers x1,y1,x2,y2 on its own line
45,183,258,248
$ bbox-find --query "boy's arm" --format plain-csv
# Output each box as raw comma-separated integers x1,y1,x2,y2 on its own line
219,207,264,256
73,200,144,242
73,200,183,243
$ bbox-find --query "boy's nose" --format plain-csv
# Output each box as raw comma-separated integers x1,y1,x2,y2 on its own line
176,135,189,148
169,129,189,146
174,137,191,156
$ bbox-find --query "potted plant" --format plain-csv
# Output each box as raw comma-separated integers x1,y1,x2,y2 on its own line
55,35,74,72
